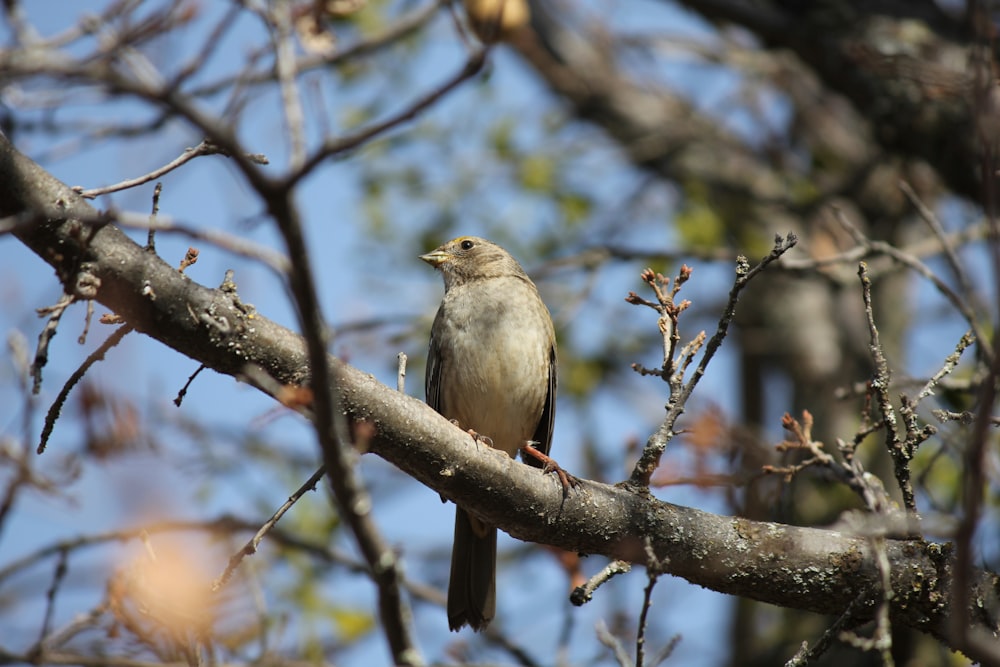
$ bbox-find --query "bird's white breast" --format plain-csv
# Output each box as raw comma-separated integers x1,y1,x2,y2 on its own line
436,279,552,458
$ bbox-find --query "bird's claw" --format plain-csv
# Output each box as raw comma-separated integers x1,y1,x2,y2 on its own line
467,429,494,449
448,420,494,448
521,441,580,495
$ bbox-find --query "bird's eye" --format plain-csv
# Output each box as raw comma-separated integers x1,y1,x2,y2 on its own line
460,239,475,250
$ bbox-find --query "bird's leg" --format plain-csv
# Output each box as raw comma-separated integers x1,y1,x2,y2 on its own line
521,441,579,494
455,422,493,449
467,429,494,449
448,419,495,449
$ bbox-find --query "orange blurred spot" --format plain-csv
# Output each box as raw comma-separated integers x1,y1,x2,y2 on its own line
109,543,215,642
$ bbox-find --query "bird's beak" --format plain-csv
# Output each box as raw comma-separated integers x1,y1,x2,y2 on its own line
419,249,450,267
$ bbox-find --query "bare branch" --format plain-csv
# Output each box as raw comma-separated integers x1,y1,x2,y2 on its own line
212,465,327,591
629,233,798,486
570,559,631,606
858,261,915,511
75,141,254,199
37,324,133,455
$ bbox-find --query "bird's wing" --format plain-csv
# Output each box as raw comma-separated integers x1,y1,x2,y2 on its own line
425,310,443,413
530,343,557,458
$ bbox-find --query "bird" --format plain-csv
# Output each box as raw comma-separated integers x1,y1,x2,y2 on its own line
421,236,557,632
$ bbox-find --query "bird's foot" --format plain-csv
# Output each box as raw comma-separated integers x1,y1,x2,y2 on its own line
467,429,494,449
521,441,580,495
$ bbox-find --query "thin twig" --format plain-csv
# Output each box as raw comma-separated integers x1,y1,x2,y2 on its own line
173,364,205,407
288,46,488,186
212,465,327,591
570,560,631,606
914,331,975,404
899,180,980,313
31,293,75,394
649,635,681,667
480,628,545,667
785,592,872,666
33,548,69,653
397,352,407,393
629,233,797,486
635,572,658,667
858,262,915,511
932,409,1000,426
839,539,894,666
75,208,290,275
596,620,634,667
76,141,246,199
169,4,243,91
764,411,893,514
146,181,162,251
832,207,991,366
186,0,446,100
269,1,307,170
38,324,133,454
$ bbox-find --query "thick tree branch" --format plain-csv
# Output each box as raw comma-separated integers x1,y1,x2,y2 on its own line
1,136,997,647
675,0,985,202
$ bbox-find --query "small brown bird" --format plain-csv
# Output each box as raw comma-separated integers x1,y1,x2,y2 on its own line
421,236,557,632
